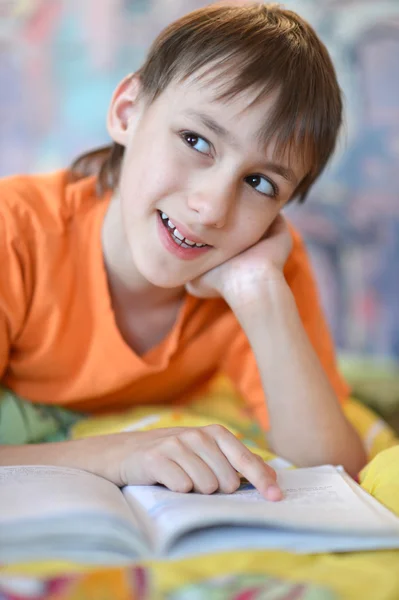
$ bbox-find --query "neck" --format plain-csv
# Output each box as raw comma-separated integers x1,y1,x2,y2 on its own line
101,194,185,310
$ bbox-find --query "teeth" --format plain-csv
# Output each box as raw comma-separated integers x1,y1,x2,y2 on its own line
173,230,205,246
160,211,208,248
174,228,184,241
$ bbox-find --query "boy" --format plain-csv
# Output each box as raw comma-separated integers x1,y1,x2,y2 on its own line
0,3,366,498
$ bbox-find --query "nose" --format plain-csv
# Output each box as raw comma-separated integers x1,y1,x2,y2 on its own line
187,175,236,229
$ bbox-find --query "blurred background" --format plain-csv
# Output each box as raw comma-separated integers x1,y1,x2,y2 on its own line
1,0,399,423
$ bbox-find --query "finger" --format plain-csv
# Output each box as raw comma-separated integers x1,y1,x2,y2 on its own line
206,425,282,501
180,428,240,494
146,453,193,493
138,427,189,439
163,436,220,495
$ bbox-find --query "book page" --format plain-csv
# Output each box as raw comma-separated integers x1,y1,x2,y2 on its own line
168,523,399,559
123,465,399,555
0,466,149,562
0,465,135,522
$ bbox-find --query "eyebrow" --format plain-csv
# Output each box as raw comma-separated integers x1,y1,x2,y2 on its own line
263,162,298,187
182,109,299,187
183,109,236,146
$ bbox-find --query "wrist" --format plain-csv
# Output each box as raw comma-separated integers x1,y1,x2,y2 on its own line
53,434,130,486
223,272,292,320
83,432,134,485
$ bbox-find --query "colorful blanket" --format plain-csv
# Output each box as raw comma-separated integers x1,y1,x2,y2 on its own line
1,376,399,600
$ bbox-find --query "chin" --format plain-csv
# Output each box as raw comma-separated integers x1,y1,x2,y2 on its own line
138,263,188,290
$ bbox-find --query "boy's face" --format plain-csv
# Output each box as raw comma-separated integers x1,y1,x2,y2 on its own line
111,75,306,289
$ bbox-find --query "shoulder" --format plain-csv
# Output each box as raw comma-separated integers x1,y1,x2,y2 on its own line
0,170,67,241
0,170,99,240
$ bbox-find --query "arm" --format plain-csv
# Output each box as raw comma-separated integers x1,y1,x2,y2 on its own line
228,275,366,477
0,426,280,500
187,217,367,477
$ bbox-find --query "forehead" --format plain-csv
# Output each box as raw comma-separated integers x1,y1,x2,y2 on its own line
164,70,275,121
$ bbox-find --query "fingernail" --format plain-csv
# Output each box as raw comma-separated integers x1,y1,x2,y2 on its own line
266,484,282,501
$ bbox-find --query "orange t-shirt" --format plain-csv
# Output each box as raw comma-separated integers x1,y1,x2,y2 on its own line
0,170,349,429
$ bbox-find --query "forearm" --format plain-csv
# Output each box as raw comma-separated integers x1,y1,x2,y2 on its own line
0,435,126,485
227,278,366,477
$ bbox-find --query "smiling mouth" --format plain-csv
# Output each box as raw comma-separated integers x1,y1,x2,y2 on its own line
158,211,210,249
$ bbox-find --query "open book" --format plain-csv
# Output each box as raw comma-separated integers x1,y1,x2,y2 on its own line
1,464,399,565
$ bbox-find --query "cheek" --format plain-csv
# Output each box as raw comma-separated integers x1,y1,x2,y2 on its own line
120,141,186,204
231,207,277,252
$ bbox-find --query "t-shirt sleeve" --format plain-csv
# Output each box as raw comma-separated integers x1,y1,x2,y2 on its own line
221,225,350,430
0,207,29,380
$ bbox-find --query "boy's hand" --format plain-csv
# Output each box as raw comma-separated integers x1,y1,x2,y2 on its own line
186,215,292,302
113,425,281,501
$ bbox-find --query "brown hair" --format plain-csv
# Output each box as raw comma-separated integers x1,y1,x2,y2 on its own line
69,3,342,202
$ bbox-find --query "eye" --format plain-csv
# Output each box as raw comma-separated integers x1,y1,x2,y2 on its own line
181,132,212,156
245,174,277,198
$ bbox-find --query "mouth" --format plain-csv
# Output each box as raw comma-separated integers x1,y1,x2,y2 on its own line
156,210,212,261
158,211,210,249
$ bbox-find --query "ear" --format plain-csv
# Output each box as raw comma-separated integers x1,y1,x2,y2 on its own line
107,73,143,146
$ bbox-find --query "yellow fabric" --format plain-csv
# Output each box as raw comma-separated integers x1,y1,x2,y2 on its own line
72,374,398,462
342,396,398,461
360,445,399,515
71,375,273,461
2,378,399,600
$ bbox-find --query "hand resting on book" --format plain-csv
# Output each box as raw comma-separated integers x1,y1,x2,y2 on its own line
0,424,282,501
114,425,281,501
